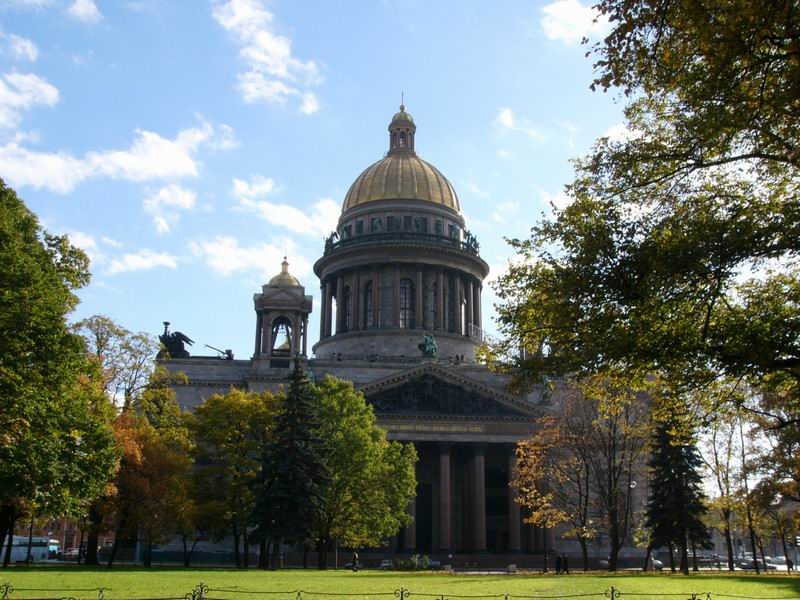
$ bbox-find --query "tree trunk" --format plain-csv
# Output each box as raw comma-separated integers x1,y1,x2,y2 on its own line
642,543,653,572
302,542,309,569
271,538,281,570
723,517,735,570
578,537,589,571
143,540,152,567
243,533,250,569
85,503,103,565
679,532,689,575
2,516,16,567
0,506,12,567
780,529,790,569
691,539,698,572
106,534,120,568
76,519,86,565
668,542,675,573
317,536,328,570
232,523,241,568
258,538,268,570
747,514,760,574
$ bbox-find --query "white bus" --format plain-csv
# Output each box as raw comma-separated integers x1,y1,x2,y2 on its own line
3,536,59,562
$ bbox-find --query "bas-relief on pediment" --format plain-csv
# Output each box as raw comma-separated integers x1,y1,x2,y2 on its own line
365,373,528,417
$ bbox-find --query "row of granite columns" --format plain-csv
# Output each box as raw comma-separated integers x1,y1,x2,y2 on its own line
319,266,482,339
253,310,308,357
402,443,552,553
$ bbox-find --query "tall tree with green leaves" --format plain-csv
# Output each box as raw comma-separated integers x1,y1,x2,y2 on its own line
0,180,118,564
312,377,416,569
189,388,278,568
645,401,710,575
252,359,330,562
488,0,800,433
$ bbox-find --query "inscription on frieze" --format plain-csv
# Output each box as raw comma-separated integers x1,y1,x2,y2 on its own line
366,374,525,417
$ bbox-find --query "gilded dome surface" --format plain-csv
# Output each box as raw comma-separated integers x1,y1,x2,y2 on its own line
268,257,300,286
342,154,460,212
342,105,459,213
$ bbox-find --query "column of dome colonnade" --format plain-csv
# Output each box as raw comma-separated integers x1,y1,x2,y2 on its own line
312,104,489,361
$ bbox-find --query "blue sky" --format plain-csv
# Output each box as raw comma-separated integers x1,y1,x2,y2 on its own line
1,0,625,358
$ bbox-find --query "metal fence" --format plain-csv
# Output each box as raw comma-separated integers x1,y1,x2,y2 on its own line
2,582,800,600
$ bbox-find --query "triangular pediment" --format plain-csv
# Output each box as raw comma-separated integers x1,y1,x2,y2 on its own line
358,362,543,419
261,288,304,301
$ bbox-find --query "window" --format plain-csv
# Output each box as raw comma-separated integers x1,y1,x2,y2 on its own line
371,218,382,233
414,217,428,233
343,224,352,239
399,131,407,147
399,278,414,329
355,220,364,235
435,220,443,235
363,281,373,328
387,216,400,232
403,216,413,231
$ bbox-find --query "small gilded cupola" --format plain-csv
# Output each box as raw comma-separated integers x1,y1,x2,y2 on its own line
388,103,416,154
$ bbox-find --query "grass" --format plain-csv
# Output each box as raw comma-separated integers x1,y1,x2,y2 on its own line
0,567,798,600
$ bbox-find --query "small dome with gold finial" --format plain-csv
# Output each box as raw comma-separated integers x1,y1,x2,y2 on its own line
268,257,301,286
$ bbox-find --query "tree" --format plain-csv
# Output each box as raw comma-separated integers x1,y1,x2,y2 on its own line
73,315,158,410
252,359,330,563
311,376,416,569
0,180,118,564
189,388,278,568
645,400,710,575
514,373,648,572
514,402,595,570
103,368,193,568
489,1,800,430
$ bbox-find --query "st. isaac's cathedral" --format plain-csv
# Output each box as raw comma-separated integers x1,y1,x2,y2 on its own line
162,105,555,564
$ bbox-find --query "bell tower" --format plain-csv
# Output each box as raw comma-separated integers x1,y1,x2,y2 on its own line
253,257,313,367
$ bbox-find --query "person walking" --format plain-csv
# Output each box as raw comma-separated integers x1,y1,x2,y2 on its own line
555,552,562,574
562,553,570,574
352,551,359,572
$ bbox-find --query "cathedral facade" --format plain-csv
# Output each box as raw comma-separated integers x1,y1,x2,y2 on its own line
163,106,553,563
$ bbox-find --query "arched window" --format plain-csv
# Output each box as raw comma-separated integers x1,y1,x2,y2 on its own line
399,278,414,329
399,131,407,147
364,281,373,329
270,316,293,355
343,286,353,332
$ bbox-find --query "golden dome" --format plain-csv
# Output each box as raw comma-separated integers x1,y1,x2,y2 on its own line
342,105,460,213
268,257,300,286
343,154,460,212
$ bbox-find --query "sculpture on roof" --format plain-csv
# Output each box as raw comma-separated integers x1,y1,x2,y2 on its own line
158,321,194,359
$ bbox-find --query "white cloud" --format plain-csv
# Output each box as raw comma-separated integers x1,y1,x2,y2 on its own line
463,180,490,198
232,174,277,199
492,200,520,224
106,249,178,275
495,108,544,141
143,184,197,234
212,0,322,114
4,34,39,61
3,0,55,7
66,0,103,24
540,188,572,211
603,122,642,143
190,235,311,279
0,118,234,193
540,0,608,46
0,72,59,129
233,175,339,237
66,230,122,267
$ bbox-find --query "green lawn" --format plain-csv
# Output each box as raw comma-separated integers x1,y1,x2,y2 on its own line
0,567,798,600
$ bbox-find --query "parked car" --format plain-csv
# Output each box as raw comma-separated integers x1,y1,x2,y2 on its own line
379,559,394,570
738,558,777,570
